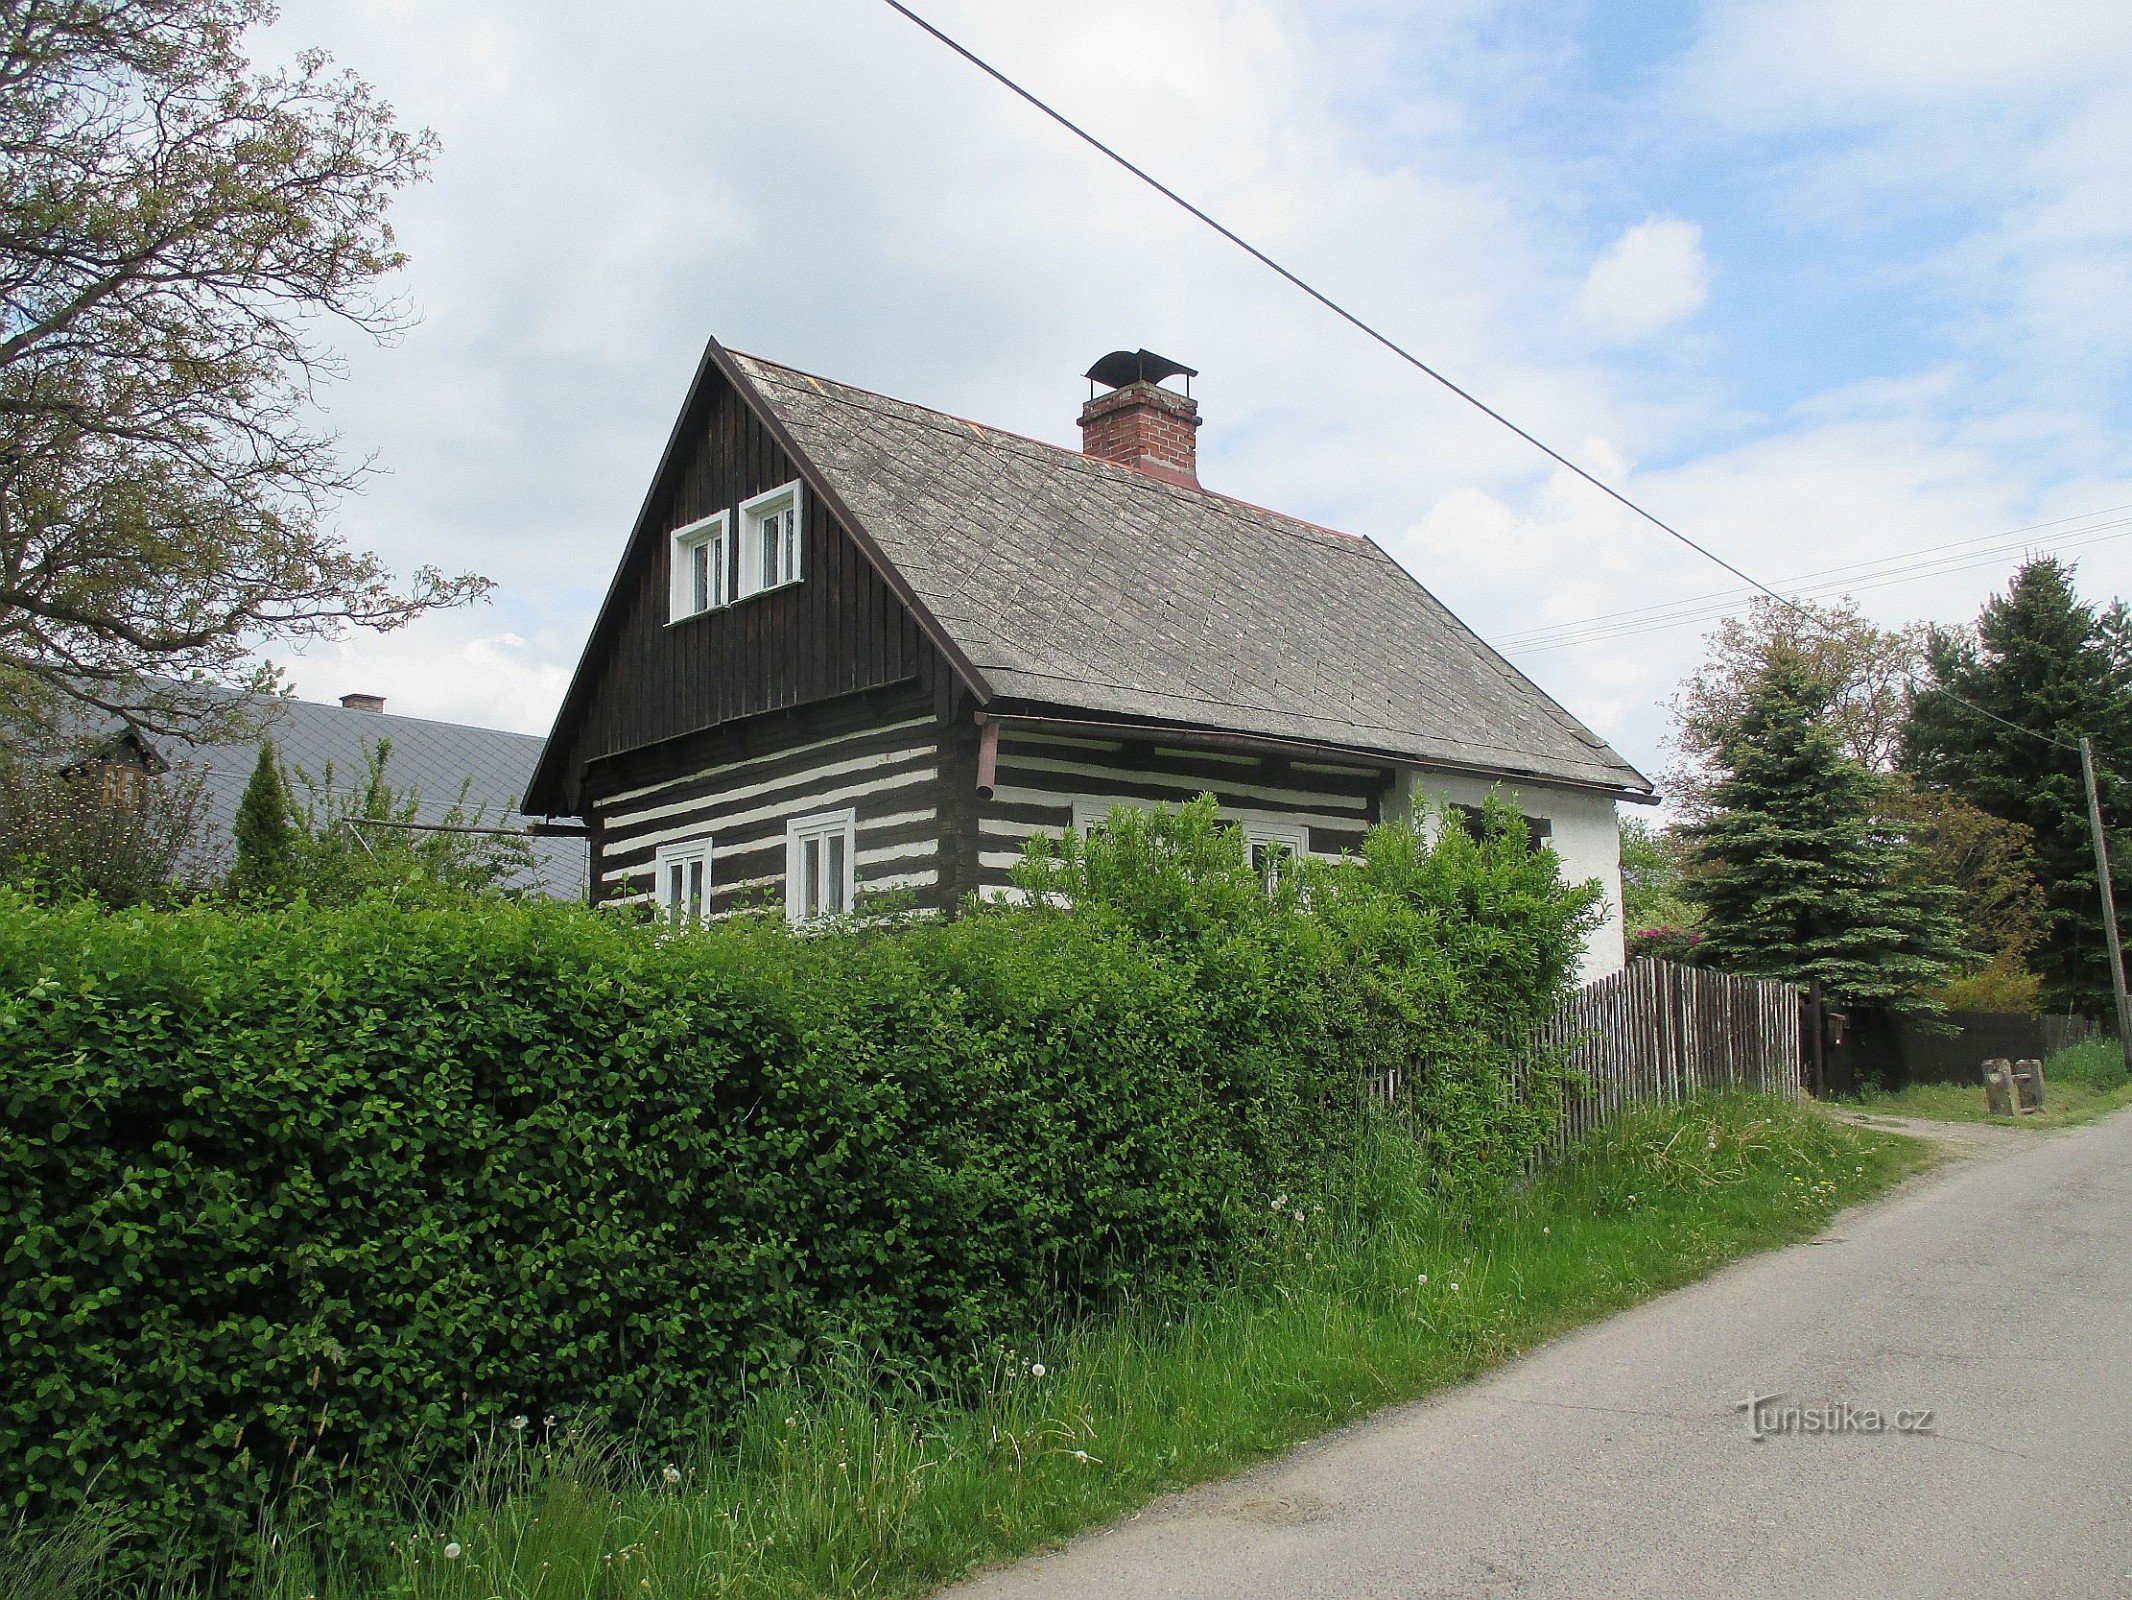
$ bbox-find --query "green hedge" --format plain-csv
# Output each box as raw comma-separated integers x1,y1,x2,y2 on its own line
0,798,1596,1576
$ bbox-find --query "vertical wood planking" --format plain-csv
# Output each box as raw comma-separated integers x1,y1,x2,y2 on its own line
554,372,948,808
1522,960,1804,1164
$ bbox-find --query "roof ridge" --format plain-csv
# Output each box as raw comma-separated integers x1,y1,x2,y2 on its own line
265,698,547,743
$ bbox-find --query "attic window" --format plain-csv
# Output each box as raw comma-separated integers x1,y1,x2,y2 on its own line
739,481,803,597
669,511,729,622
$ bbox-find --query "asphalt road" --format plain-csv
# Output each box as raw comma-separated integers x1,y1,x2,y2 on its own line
946,1109,2132,1600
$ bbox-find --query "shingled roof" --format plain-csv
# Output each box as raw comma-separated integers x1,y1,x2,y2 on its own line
724,351,1650,796
69,688,587,898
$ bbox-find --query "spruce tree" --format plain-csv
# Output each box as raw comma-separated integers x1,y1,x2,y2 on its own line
229,741,298,900
1688,657,1963,1005
1902,557,2132,1011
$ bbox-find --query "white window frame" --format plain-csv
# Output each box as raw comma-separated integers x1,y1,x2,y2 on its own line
1243,818,1310,884
654,837,713,923
738,481,804,598
1071,796,1155,835
668,511,730,623
785,807,855,924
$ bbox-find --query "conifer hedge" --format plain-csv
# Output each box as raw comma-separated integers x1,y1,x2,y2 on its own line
0,800,1596,1574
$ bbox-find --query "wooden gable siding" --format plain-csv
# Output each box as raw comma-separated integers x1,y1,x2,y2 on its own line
973,730,1389,897
551,373,940,805
590,680,964,916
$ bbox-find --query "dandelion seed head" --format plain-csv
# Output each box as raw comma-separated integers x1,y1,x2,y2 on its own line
662,1464,682,1484
1029,1362,1046,1378
442,1542,462,1560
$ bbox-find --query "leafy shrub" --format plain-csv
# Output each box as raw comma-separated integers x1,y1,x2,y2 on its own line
1932,950,2045,1014
243,736,538,904
0,799,1594,1579
1012,798,1602,1198
0,755,209,908
1628,925,1706,965
2045,1035,2128,1091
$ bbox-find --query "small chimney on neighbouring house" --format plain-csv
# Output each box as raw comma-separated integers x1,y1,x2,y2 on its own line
1079,348,1200,488
340,692,386,713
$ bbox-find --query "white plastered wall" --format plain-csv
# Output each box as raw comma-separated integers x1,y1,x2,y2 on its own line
1389,769,1627,986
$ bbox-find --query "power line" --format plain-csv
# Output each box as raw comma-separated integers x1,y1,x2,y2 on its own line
877,1,2084,759
1498,503,2132,646
1502,512,2132,655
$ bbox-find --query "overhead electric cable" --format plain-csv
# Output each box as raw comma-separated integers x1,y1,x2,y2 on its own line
1502,512,2132,655
878,0,2085,757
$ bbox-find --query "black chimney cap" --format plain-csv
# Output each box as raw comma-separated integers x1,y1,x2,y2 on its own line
1085,349,1197,391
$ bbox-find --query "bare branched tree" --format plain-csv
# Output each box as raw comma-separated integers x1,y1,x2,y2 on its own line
0,0,489,744
1664,595,1924,817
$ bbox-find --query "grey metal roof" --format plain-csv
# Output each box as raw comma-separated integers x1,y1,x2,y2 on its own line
82,690,586,898
729,352,1651,795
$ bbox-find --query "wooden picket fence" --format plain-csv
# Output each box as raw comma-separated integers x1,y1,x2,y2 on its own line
1526,959,1803,1160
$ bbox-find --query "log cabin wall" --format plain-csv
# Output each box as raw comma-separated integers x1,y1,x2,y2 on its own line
973,728,1390,900
587,681,969,916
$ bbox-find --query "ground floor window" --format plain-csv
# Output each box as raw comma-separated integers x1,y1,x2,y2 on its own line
1244,818,1310,885
786,808,855,923
1451,802,1552,854
654,837,712,923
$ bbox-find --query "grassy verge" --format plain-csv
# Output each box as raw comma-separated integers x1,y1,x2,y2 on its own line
1842,1079,2132,1128
28,1097,1931,1600
1843,1037,2132,1129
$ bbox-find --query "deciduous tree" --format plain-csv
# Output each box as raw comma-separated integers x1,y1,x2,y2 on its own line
1667,596,1922,815
0,0,486,745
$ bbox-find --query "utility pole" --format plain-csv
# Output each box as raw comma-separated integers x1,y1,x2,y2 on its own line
2079,737,2132,1073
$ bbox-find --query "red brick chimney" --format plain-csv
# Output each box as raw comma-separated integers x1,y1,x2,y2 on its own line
1079,349,1201,488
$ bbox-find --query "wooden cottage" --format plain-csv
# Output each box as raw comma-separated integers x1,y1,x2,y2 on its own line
524,343,1654,978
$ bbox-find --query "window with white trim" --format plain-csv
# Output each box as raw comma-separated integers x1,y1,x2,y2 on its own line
1071,797,1154,835
654,837,713,923
786,808,854,923
668,511,730,622
1244,819,1310,885
738,481,803,597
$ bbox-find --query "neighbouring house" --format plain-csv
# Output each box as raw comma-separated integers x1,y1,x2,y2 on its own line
74,689,588,899
524,343,1654,979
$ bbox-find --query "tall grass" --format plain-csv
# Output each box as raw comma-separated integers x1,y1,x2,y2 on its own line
24,1096,1923,1600
2043,1035,2128,1091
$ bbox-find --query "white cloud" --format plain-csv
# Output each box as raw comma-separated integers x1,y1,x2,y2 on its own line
233,0,2132,791
263,625,573,736
1575,218,1710,343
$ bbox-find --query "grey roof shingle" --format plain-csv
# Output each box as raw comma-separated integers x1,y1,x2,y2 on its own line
730,353,1650,795
77,690,587,898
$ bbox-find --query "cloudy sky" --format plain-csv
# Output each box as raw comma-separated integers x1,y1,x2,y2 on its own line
259,0,2132,789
